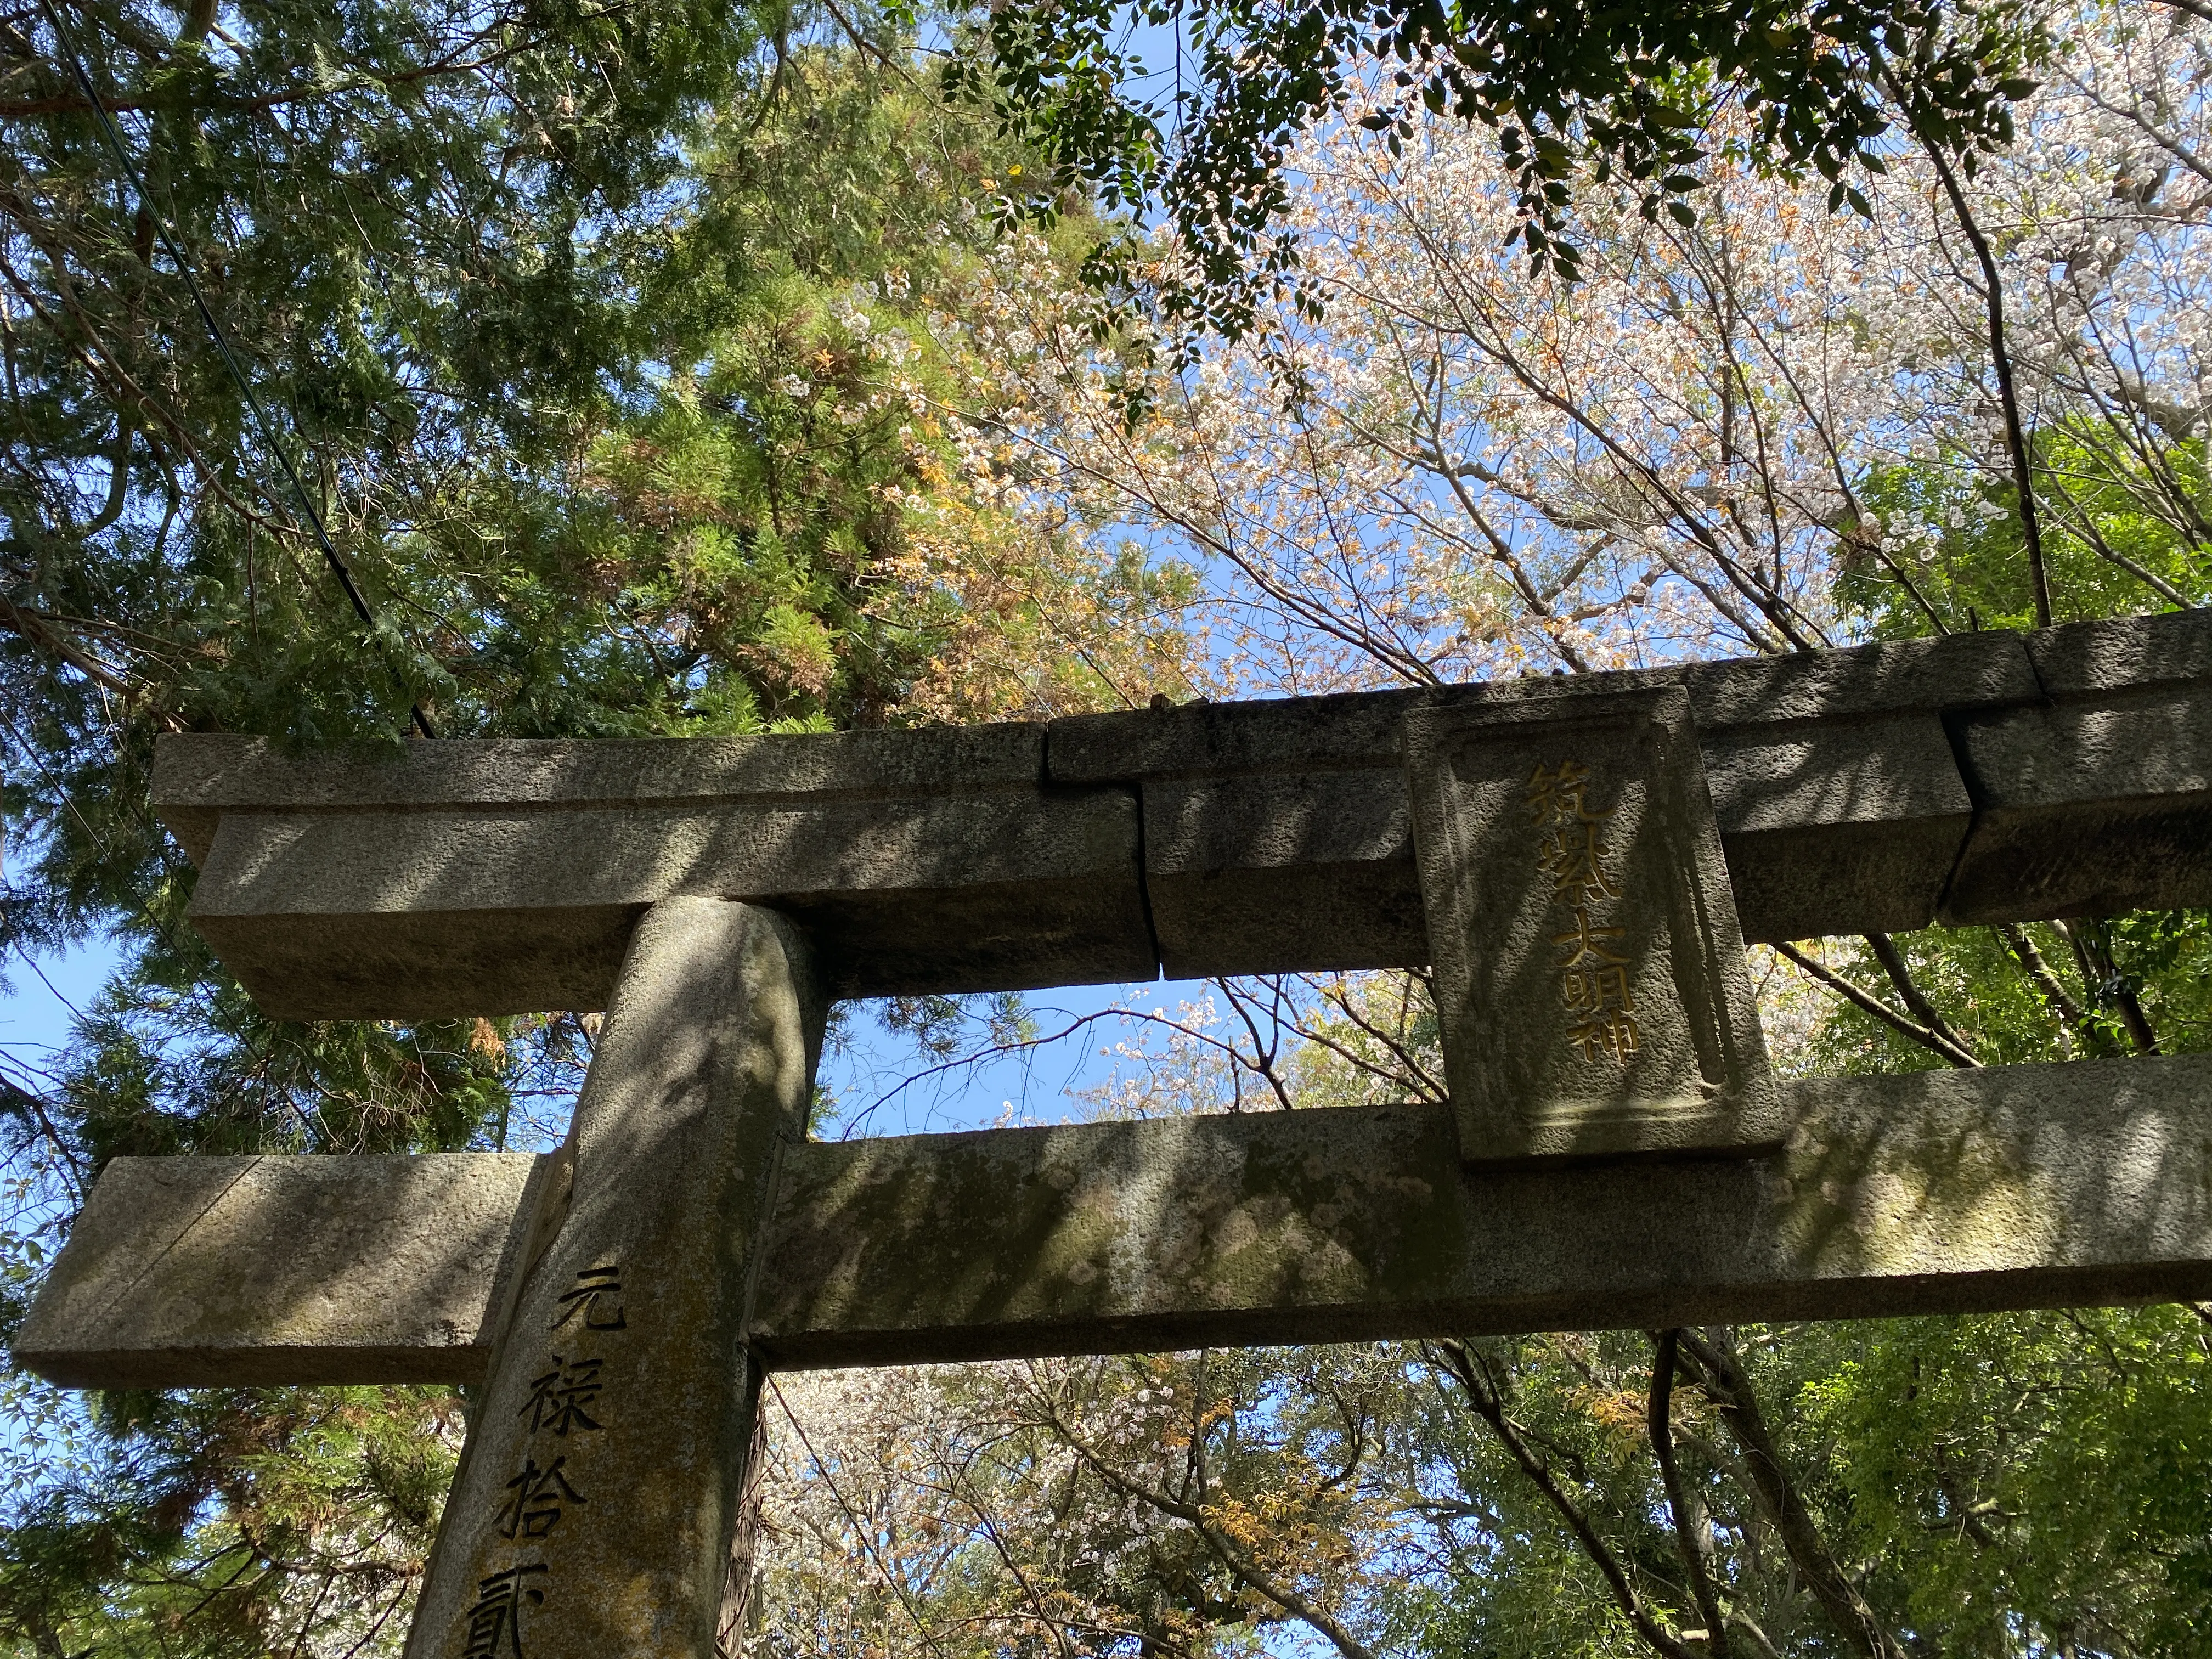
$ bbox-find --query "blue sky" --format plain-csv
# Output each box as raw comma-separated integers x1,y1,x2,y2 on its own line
0,927,1216,1143
0,934,118,1113
821,973,1223,1139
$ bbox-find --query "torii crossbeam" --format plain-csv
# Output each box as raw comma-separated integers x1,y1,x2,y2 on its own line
20,610,2212,1659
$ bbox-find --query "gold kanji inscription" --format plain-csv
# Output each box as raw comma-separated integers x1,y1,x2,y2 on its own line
1527,761,1639,1064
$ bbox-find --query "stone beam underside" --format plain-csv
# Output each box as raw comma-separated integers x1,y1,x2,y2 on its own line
22,1053,2212,1389
155,611,2212,1019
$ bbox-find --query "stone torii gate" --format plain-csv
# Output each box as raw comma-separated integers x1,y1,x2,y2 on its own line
20,610,2212,1658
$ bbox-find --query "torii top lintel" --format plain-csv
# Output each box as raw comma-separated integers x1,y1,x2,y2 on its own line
155,610,2212,1022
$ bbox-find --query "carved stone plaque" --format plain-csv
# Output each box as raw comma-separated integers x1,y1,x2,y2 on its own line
1405,685,1780,1164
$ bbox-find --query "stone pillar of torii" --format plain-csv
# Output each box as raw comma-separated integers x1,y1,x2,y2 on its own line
21,611,2212,1659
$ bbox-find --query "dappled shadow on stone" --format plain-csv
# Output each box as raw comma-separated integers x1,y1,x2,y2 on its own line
751,1051,2212,1369
14,1147,549,1387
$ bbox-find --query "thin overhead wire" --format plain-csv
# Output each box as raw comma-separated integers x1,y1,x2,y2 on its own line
38,0,437,739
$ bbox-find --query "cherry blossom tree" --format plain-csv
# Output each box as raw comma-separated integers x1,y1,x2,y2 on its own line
924,0,2204,692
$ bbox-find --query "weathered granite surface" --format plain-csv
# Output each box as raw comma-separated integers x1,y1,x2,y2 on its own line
403,898,823,1659
14,1150,545,1388
25,1053,2212,1384
1051,627,2046,971
1404,685,1779,1161
153,613,2212,1018
1944,610,2212,922
755,1050,2212,1361
166,726,1150,1017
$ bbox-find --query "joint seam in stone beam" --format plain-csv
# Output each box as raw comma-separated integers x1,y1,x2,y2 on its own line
1929,701,2006,924
1050,712,1167,977
1130,780,1165,978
